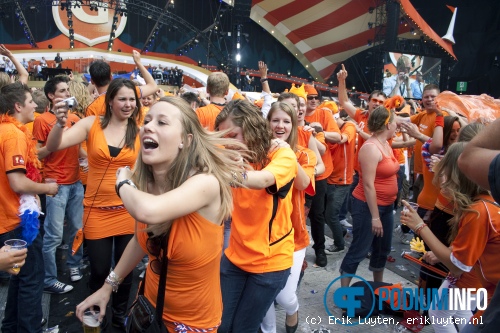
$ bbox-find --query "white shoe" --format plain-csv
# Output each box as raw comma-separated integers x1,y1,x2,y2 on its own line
394,225,410,245
340,219,352,228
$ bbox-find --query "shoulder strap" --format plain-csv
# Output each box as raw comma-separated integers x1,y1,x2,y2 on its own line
481,198,500,208
155,231,170,325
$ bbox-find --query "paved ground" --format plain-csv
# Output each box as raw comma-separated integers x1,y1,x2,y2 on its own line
0,207,436,333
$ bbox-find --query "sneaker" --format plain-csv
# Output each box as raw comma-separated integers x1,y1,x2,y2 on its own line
326,245,345,254
44,281,73,294
315,251,327,267
394,225,410,245
340,219,352,228
70,267,82,282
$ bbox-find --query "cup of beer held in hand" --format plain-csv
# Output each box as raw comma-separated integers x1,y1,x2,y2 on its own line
82,310,100,333
4,239,27,273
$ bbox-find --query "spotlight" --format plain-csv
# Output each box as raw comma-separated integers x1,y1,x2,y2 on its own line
68,19,73,27
368,7,374,14
69,28,74,35
368,22,373,29
48,44,53,49
367,39,372,46
198,60,202,67
287,70,291,77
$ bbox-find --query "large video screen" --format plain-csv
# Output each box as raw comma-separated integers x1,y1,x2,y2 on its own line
382,52,441,100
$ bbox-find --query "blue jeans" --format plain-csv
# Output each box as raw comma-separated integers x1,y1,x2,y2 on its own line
340,196,394,274
219,255,290,333
0,229,44,333
339,173,359,221
325,184,351,249
43,181,84,286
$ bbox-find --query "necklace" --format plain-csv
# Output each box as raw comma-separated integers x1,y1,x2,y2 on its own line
375,135,388,146
374,135,390,154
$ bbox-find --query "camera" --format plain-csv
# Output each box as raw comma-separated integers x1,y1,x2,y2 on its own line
63,97,78,110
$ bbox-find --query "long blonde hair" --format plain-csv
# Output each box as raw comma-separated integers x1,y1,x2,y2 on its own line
133,96,248,236
433,142,489,242
68,80,93,118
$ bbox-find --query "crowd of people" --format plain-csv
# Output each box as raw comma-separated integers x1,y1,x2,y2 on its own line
1,42,500,333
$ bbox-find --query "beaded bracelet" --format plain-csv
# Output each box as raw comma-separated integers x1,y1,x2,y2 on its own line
105,270,123,293
413,222,427,236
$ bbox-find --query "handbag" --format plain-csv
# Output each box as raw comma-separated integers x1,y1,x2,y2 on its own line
126,233,169,333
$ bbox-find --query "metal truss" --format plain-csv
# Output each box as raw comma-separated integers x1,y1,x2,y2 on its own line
0,0,226,66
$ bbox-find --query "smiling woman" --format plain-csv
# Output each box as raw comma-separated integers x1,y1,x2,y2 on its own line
75,96,250,332
45,78,142,329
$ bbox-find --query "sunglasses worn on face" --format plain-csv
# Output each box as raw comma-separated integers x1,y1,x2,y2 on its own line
371,98,385,104
307,96,319,100
146,234,166,274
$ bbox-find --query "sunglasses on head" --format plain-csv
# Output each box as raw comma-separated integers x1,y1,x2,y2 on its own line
146,234,166,275
307,96,319,100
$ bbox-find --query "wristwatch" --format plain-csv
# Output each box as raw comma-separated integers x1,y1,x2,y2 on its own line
115,179,137,198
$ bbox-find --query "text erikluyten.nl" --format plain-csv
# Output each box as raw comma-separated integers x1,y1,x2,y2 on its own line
329,316,483,326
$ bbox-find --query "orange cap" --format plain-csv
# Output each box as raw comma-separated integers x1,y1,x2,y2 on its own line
318,100,338,114
304,84,318,96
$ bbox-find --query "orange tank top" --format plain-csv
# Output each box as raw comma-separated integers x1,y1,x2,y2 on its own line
84,116,140,207
137,212,223,329
353,141,399,206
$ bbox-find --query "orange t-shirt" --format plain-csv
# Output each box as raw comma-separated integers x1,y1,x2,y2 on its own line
393,132,407,165
33,111,80,185
328,122,356,185
0,123,30,233
451,195,500,321
226,147,297,273
409,110,448,175
353,109,370,172
297,126,312,148
292,146,316,251
314,132,332,180
25,112,41,135
86,87,143,117
305,108,339,180
195,104,224,132
83,116,139,239
353,141,400,206
137,212,223,330
435,191,453,214
417,155,440,210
